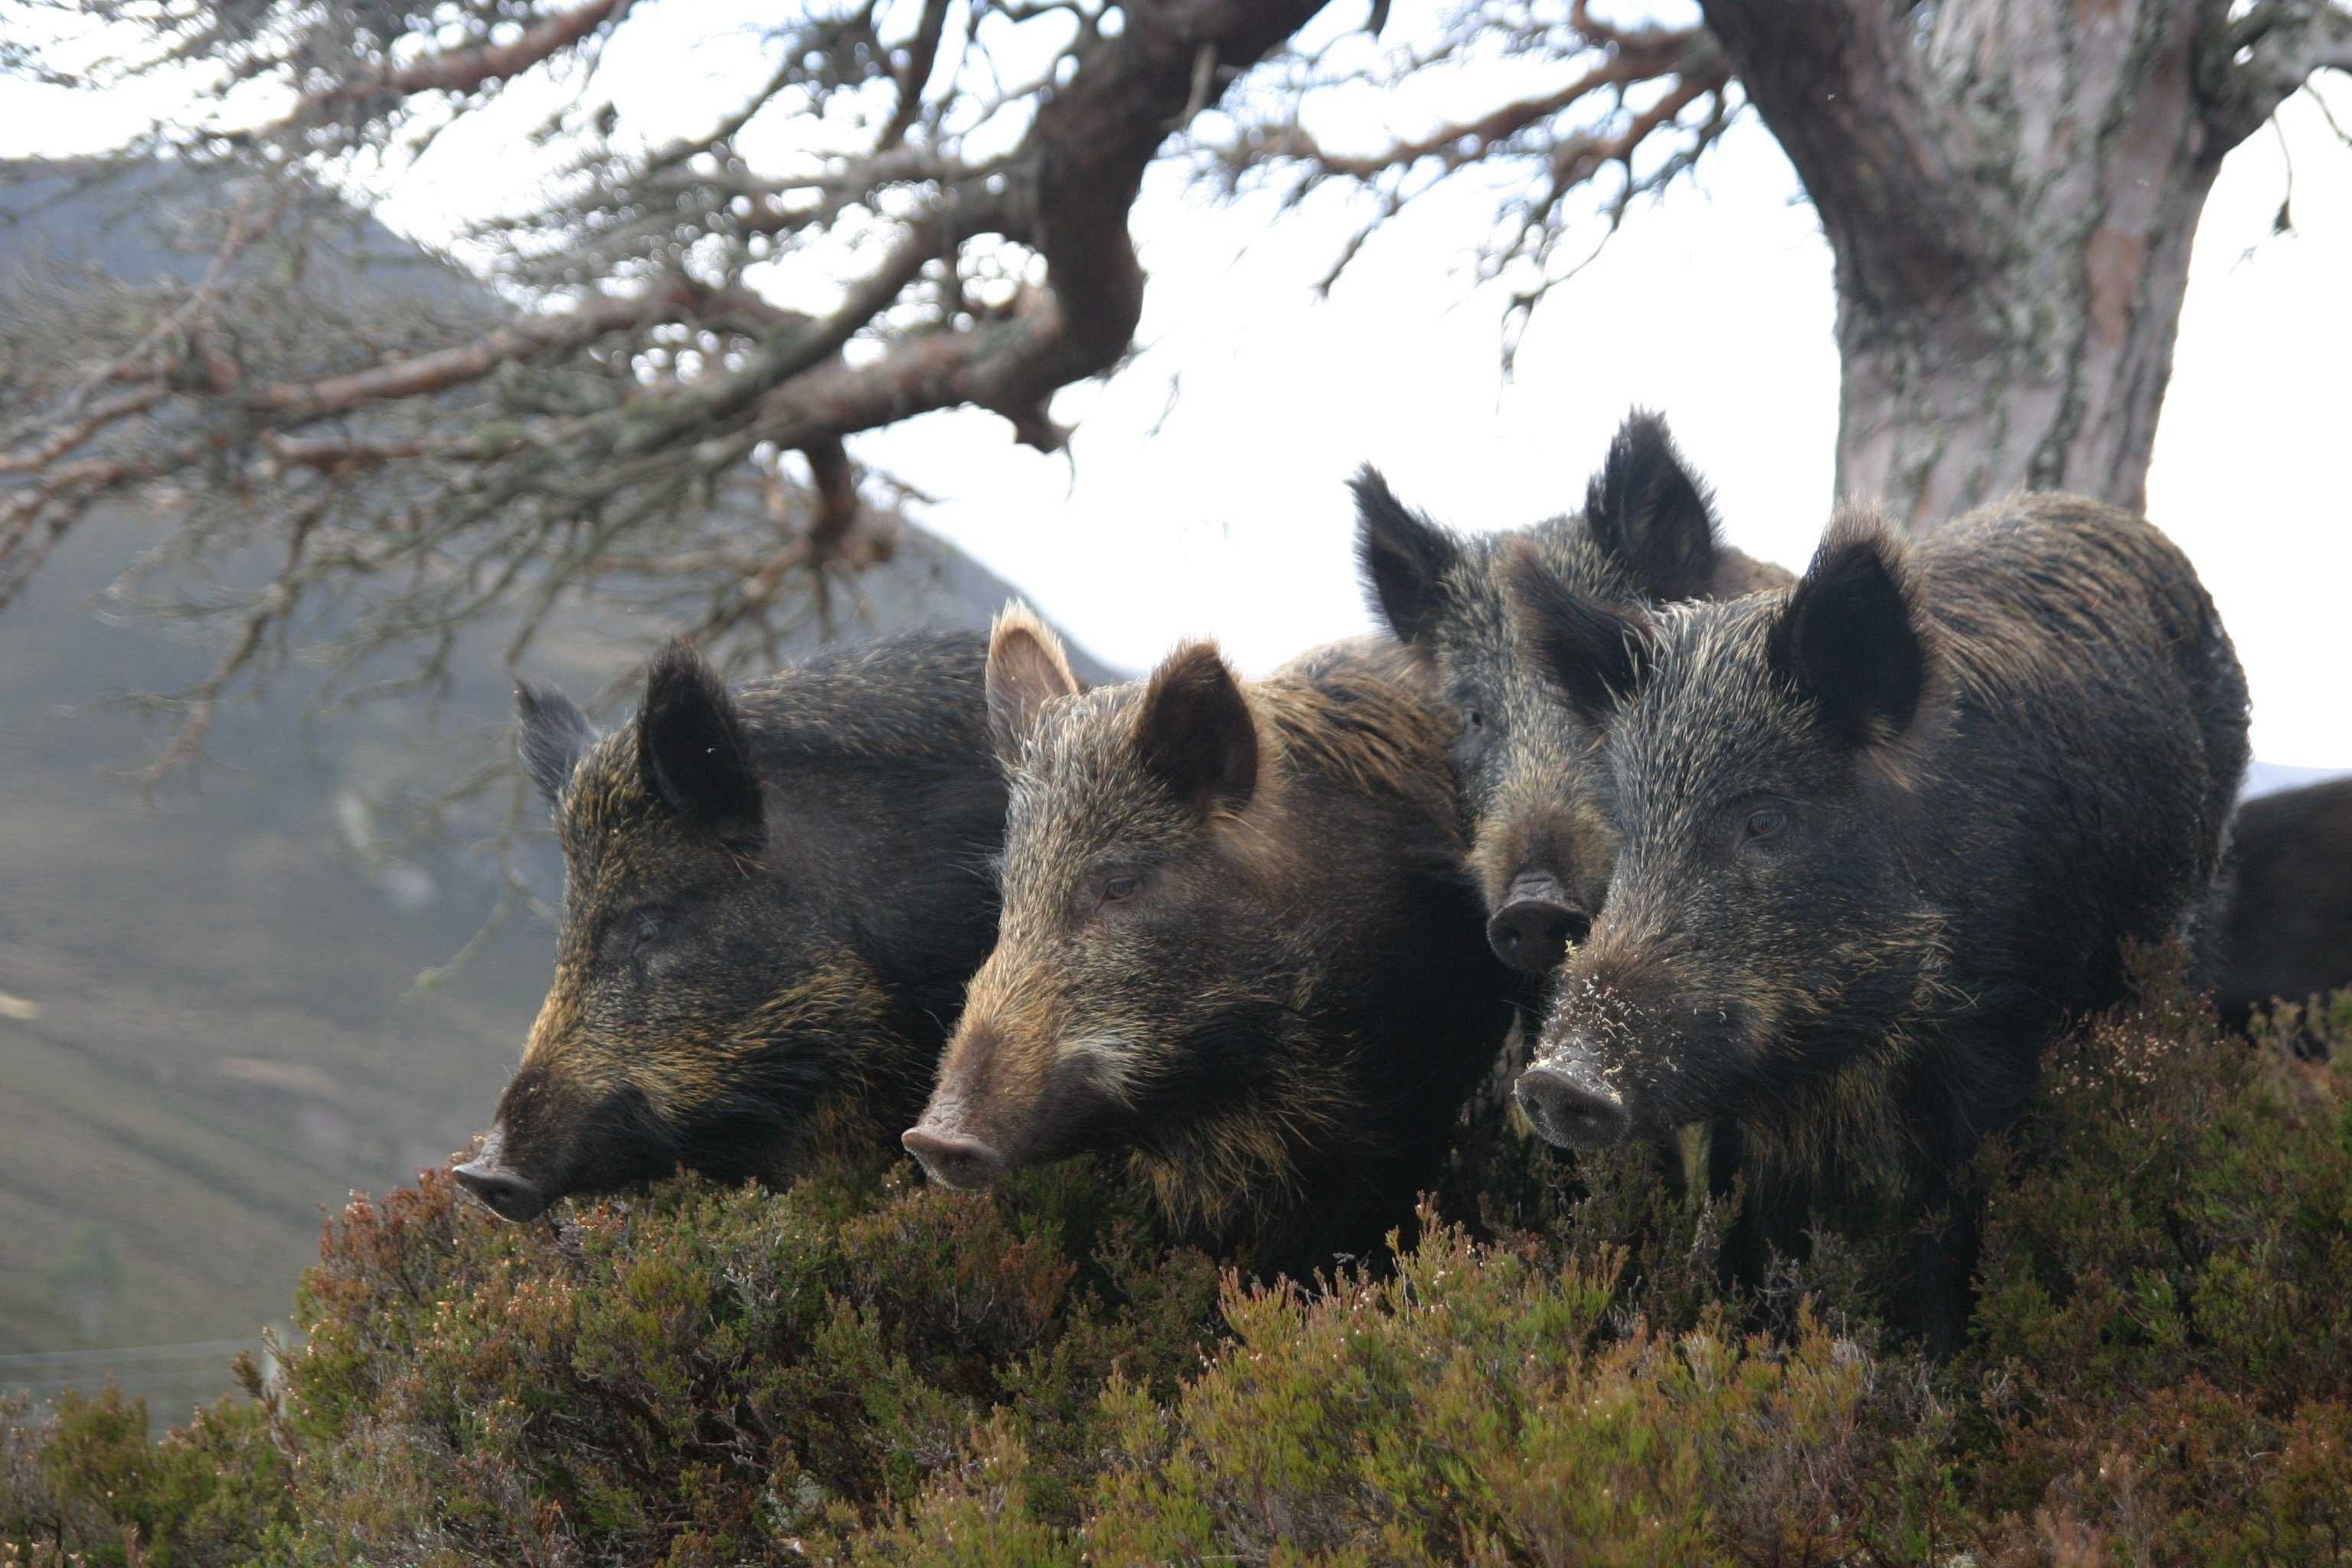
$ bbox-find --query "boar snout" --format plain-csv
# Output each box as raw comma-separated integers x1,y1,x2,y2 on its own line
901,1118,1008,1189
1516,1045,1628,1151
1486,871,1591,975
452,1155,550,1223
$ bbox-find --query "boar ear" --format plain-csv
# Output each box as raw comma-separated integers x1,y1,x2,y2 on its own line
1352,466,1460,647
1508,540,1652,721
636,638,763,841
1583,410,1721,602
1135,642,1259,815
985,602,1084,762
1768,509,1928,750
514,681,595,812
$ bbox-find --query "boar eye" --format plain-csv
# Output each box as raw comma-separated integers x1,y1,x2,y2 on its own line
1091,867,1155,914
1086,863,1155,918
1743,807,1788,841
1455,705,1491,756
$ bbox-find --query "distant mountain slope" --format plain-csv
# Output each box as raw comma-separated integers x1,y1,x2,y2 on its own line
0,159,1111,1415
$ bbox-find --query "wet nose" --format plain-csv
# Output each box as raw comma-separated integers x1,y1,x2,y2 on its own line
1515,1057,1629,1152
1486,874,1591,973
902,1124,1007,1190
452,1158,549,1223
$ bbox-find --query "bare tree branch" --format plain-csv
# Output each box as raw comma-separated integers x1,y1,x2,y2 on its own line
273,0,639,127
244,283,701,420
1207,3,1735,345
0,0,1323,778
879,0,956,151
2209,0,2352,148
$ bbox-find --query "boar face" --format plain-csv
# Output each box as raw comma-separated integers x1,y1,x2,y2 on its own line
904,612,1310,1217
456,641,908,1222
1508,514,1951,1155
1354,412,1782,978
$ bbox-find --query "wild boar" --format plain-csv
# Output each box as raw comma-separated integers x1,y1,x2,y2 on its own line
2216,776,2352,1041
453,633,1006,1221
900,608,1515,1276
1508,495,2249,1334
1353,411,1791,976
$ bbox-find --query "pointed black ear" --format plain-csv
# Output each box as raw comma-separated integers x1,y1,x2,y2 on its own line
985,602,1084,763
1507,540,1653,721
515,681,595,812
636,638,763,840
1351,466,1461,647
1135,642,1259,815
1767,509,1926,750
1583,410,1721,601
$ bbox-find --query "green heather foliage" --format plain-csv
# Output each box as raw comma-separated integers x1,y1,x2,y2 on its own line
0,1379,290,1568
4,966,2347,1566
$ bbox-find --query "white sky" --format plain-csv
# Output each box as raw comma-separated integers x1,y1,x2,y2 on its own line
3,2,2347,764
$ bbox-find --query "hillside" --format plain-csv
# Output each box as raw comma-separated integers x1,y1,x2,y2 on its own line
2,965,2345,1564
0,160,1112,1416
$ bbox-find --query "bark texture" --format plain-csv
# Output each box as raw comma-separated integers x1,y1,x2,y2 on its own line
1703,0,2347,524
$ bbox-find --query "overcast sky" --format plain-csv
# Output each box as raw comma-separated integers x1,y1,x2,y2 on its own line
4,2,2347,764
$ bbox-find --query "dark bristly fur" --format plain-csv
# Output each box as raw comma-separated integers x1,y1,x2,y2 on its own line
1511,492,2251,1341
1352,410,1792,963
457,632,1007,1222
903,607,1516,1278
2216,776,2352,1038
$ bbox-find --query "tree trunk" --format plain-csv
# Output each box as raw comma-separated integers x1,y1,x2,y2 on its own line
1700,0,2311,526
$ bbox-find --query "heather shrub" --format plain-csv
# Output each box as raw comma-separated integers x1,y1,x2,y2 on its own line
861,1225,1950,1566
1956,973,2352,1560
3,969,2346,1567
268,1155,1214,1565
0,1380,289,1567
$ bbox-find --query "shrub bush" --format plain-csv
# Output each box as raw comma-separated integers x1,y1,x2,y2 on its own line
2,972,2344,1566
1956,980,2352,1561
269,1156,1216,1565
0,1377,289,1568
